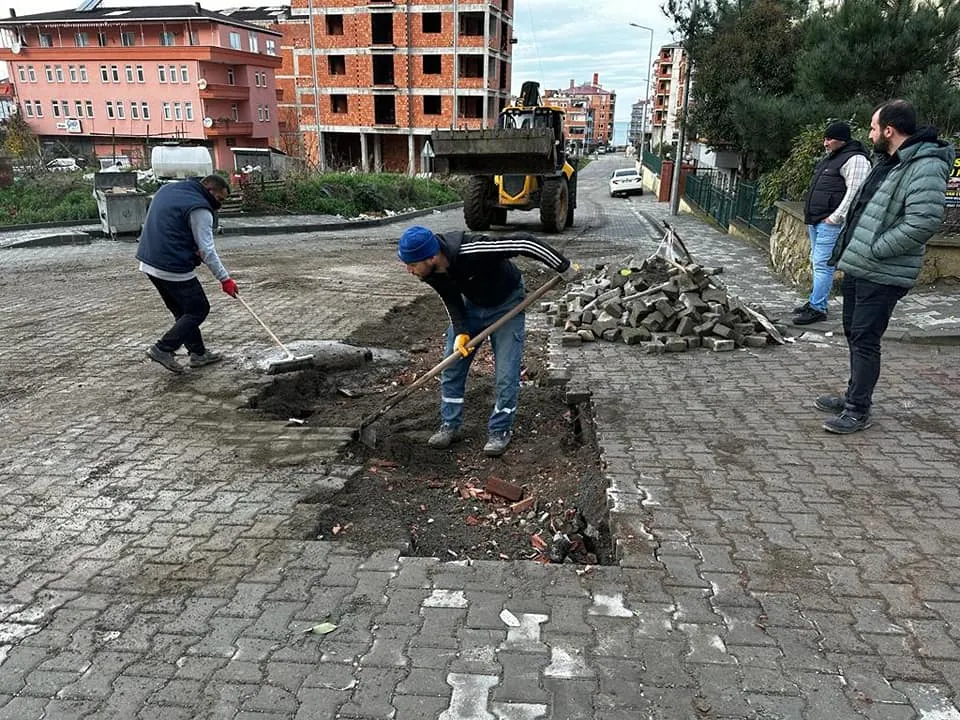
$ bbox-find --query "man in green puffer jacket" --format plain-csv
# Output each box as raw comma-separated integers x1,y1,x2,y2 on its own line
817,99,954,434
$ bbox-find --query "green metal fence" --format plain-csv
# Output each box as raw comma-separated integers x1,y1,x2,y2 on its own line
683,170,776,236
641,150,661,175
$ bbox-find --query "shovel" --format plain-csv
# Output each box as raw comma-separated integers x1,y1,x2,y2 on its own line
354,274,565,447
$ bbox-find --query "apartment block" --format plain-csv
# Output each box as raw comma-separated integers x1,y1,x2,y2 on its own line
542,92,593,152
628,98,650,149
544,74,615,147
277,0,514,173
651,42,686,153
0,3,282,170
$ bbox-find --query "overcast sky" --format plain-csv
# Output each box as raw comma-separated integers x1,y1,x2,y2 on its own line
3,0,678,123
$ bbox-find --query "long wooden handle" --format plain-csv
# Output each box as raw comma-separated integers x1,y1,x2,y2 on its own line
236,294,294,358
357,274,565,431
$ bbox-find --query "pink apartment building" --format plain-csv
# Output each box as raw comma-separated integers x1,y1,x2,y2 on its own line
0,3,282,170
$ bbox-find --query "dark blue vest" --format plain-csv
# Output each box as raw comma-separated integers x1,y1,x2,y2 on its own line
136,179,216,273
803,141,869,224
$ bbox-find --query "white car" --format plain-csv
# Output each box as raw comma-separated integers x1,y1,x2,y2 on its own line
609,168,643,198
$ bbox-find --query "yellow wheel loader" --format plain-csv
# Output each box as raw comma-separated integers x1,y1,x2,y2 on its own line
430,81,578,233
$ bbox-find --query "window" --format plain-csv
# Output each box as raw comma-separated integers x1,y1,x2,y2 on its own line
97,31,108,47
33,100,43,117
249,34,259,53
180,66,188,83
111,65,119,83
131,103,139,120
141,102,149,120
45,65,54,82
24,102,33,117
331,94,347,113
185,102,193,121
254,72,261,87
105,101,114,119
326,15,344,35
39,33,52,47
60,100,70,117
69,65,77,82
162,102,171,120
265,39,276,55
423,55,441,74
55,66,64,82
226,67,235,85
27,66,36,82
174,102,182,121
100,65,110,82
423,95,441,115
74,100,83,116
328,55,346,75
17,67,26,82
159,31,176,46
188,31,199,46
75,32,89,47
136,65,144,82
85,100,94,117
169,65,177,83
120,32,135,47
158,66,166,83
52,101,61,118
125,65,134,82
228,31,241,50
116,101,124,119
257,105,264,121
79,66,88,82
231,104,239,122
422,12,441,33
263,106,269,121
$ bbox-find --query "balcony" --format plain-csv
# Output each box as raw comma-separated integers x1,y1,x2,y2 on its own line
204,120,254,136
200,83,250,101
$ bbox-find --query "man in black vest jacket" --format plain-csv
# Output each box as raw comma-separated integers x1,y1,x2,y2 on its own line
137,174,237,374
795,122,871,325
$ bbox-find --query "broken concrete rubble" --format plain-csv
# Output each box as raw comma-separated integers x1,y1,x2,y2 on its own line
542,255,787,353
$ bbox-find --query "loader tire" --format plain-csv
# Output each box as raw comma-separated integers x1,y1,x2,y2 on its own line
464,176,495,231
539,176,568,233
492,208,508,225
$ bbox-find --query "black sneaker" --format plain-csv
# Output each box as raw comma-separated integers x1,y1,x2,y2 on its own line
147,345,184,374
189,351,223,368
793,307,828,325
823,411,872,434
814,394,846,413
793,301,812,314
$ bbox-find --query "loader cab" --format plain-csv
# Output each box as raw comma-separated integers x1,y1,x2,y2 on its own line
497,106,567,170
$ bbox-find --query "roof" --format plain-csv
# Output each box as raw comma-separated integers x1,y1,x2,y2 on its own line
0,4,282,36
217,6,288,24
564,85,616,97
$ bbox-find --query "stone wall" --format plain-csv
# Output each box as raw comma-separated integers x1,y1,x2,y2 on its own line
770,201,960,287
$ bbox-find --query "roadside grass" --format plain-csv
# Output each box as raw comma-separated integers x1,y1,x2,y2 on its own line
0,173,98,226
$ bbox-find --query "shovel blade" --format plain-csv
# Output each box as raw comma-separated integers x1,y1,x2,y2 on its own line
354,423,377,448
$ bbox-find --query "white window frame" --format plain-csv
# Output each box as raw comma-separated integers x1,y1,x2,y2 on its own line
180,65,189,83
131,102,139,120
169,65,178,83
265,39,276,56
100,65,109,82
27,66,36,82
52,100,61,118
162,102,171,121
263,106,270,121
185,102,194,121
74,100,83,117
120,32,135,47
231,103,239,122
111,65,119,83
105,101,114,119
136,65,144,82
17,66,26,82
189,31,199,46
125,65,134,83
116,100,125,119
97,31,107,47
34,100,43,117
141,102,150,120
85,100,94,117
158,66,166,83
24,102,33,117
160,31,176,47
248,34,259,53
45,65,54,82
79,66,88,83
226,67,235,85
75,32,88,47
60,100,70,117
257,105,263,121
55,66,64,82
174,102,182,121
38,33,52,48
228,31,241,50
69,65,78,82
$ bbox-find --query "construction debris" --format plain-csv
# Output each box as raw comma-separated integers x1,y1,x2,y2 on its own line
542,253,788,352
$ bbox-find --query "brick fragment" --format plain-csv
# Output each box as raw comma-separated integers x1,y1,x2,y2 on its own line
703,337,735,352
485,476,523,502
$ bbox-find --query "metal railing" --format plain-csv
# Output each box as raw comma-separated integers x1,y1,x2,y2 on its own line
641,149,661,175
683,169,776,236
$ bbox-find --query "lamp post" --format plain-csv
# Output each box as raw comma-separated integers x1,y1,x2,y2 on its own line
668,0,697,216
629,22,654,155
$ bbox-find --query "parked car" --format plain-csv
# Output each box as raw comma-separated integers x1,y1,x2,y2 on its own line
609,168,643,197
46,157,85,172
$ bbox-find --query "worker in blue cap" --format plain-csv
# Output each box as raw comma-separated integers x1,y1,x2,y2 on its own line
398,225,580,457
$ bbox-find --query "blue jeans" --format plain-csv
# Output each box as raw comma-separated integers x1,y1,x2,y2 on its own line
440,285,525,435
807,222,842,312
147,275,210,355
841,275,908,415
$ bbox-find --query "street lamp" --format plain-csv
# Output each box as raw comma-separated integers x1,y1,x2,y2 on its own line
629,22,654,155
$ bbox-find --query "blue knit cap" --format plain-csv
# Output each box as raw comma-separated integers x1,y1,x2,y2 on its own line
398,225,440,263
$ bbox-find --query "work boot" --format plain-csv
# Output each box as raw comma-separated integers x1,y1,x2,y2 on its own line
147,345,184,374
793,306,827,325
822,411,872,435
189,351,223,368
792,301,812,314
483,430,512,457
814,394,846,413
428,424,462,449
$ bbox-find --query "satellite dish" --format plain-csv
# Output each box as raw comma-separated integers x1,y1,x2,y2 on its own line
202,117,214,128
197,78,208,90
11,38,21,54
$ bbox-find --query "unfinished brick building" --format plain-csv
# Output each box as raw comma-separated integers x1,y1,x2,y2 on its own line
277,0,514,173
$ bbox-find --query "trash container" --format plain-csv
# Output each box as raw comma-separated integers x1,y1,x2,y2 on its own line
93,171,149,239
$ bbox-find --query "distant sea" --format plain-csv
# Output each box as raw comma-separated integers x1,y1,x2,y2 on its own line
613,121,631,146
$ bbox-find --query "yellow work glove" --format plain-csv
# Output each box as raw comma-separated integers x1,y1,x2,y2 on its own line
453,333,473,358
561,262,583,283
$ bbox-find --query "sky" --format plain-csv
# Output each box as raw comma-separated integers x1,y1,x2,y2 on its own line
2,0,679,124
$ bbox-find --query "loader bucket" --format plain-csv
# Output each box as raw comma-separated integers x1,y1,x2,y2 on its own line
430,128,558,175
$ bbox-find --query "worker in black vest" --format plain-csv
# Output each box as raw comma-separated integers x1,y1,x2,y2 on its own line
795,122,871,325
137,174,237,374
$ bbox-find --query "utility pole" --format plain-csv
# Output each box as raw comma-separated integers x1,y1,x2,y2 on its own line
628,23,654,155
669,0,697,216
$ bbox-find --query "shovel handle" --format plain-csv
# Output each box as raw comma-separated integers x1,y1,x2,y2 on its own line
356,274,565,431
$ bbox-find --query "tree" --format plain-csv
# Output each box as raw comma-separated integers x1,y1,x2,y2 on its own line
2,110,41,167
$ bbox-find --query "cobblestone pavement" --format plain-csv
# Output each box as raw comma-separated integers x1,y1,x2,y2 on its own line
0,156,958,719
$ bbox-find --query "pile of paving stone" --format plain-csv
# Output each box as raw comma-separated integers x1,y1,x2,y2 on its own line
542,255,785,353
